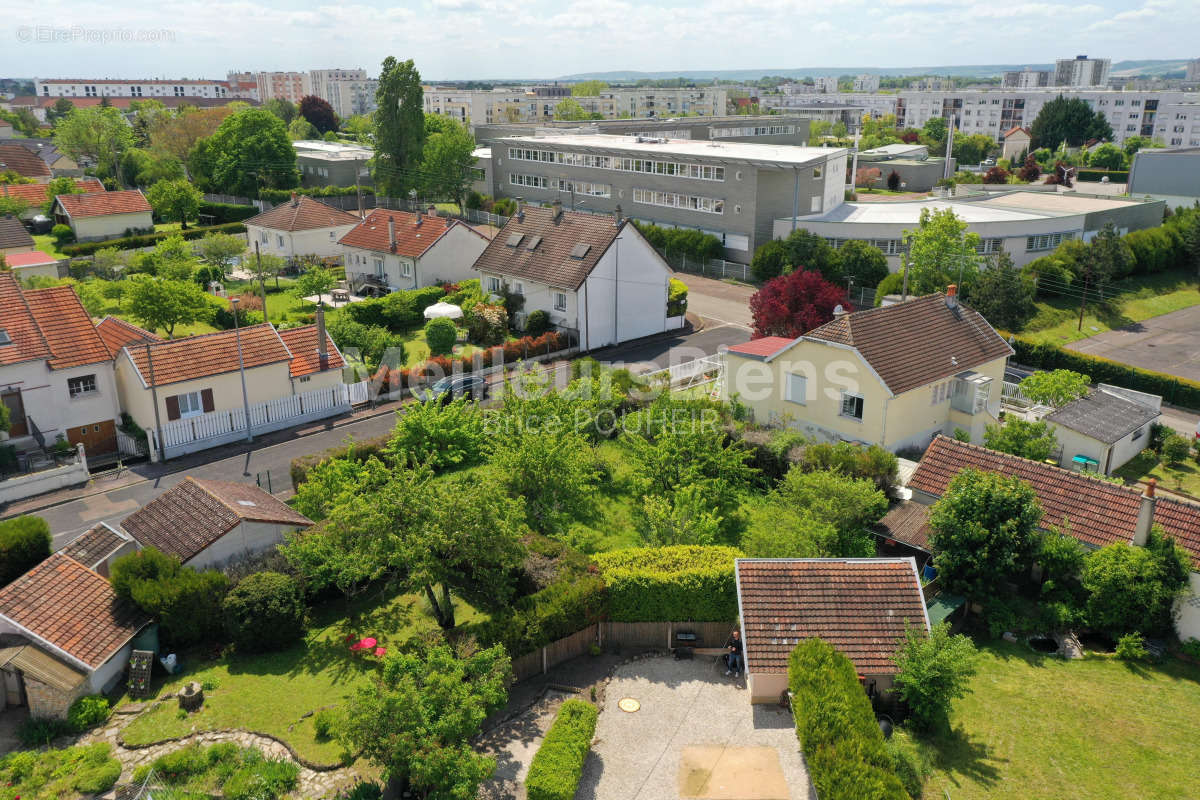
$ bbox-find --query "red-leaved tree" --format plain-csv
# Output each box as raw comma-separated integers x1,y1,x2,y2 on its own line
299,95,339,134
749,269,851,339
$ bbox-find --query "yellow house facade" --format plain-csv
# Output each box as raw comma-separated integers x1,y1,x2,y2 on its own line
722,290,1013,452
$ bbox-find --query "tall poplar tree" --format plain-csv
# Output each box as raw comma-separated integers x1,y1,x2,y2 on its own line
374,57,425,197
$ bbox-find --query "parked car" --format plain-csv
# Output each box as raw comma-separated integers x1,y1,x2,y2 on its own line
414,375,488,404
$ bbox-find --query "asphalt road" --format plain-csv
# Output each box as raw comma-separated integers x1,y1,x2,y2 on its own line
38,320,750,547
1067,305,1200,384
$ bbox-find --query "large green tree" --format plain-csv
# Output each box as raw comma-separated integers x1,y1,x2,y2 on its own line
491,426,600,535
375,57,425,197
983,418,1058,461
191,108,297,197
145,178,202,229
553,97,590,121
782,228,842,283
968,251,1035,331
1030,95,1114,149
928,468,1043,604
1081,529,1190,636
902,207,982,295
53,106,134,182
420,115,476,209
1018,369,1090,407
893,622,978,732
835,239,889,288
126,277,211,337
196,231,246,274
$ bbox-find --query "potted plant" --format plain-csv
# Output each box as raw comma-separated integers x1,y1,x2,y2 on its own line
52,434,74,464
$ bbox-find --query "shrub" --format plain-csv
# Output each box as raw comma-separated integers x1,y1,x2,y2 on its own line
59,222,247,257
473,574,607,656
74,759,123,794
0,514,51,586
525,700,599,800
213,304,265,330
464,190,485,210
198,200,260,223
152,743,209,777
874,272,904,306
313,708,338,740
1115,632,1148,661
67,694,111,732
1181,638,1200,658
892,622,978,732
887,170,901,191
424,316,458,356
17,716,73,747
384,395,487,471
466,302,508,345
290,433,391,487
789,639,909,800
223,571,307,653
111,548,230,646
886,731,931,799
337,781,385,800
223,759,299,800
525,308,551,336
667,277,689,317
51,223,75,243
594,545,742,622
1162,433,1191,465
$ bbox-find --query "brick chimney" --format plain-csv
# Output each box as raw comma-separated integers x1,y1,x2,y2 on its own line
427,204,436,218
1133,478,1156,547
552,198,563,221
516,197,524,223
946,284,958,310
291,192,299,207
614,204,622,227
388,215,397,252
316,304,329,371
833,304,848,319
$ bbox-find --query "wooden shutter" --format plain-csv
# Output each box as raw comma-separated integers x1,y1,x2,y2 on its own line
201,388,215,413
165,395,180,421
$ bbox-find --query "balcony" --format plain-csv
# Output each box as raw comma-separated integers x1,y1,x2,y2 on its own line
950,371,992,415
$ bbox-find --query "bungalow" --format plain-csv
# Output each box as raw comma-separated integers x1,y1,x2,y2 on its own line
0,142,51,183
339,207,490,296
0,553,148,719
735,558,930,703
0,178,104,221
120,478,313,570
472,202,672,348
245,194,360,262
1041,385,1161,474
910,435,1200,641
4,250,61,281
0,215,34,256
722,289,1013,452
51,189,153,243
112,317,346,460
0,272,122,457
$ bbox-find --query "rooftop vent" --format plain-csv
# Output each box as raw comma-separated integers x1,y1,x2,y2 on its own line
506,233,525,248
569,243,591,260
525,235,543,251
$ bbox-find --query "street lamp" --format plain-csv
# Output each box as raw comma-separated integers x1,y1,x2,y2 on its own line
231,297,253,443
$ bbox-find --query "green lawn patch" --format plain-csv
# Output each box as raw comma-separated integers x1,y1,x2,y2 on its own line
0,742,122,799
1023,270,1200,346
132,741,299,799
117,590,486,765
923,640,1200,800
1114,450,1200,499
32,234,71,260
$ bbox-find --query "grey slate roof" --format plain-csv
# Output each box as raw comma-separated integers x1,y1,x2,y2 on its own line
1044,389,1160,444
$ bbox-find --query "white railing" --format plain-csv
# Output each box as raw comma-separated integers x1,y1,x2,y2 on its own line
1002,380,1032,408
116,429,148,458
150,384,350,459
640,355,723,392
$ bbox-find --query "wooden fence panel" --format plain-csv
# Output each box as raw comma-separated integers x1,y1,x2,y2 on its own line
600,622,669,649
544,625,598,671
511,650,543,682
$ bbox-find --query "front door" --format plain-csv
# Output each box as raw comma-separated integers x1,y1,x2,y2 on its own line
1,391,27,437
66,420,117,456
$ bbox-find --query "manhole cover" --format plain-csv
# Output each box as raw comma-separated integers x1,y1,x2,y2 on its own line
618,698,640,712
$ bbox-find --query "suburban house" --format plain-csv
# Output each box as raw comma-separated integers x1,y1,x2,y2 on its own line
0,272,122,457
0,215,34,256
111,318,347,460
0,178,104,221
1001,126,1032,161
7,140,83,178
735,558,930,703
120,478,313,569
0,142,52,182
1041,385,1161,474
245,194,361,261
473,203,672,349
722,290,1013,452
51,189,153,242
0,121,11,139
59,522,139,577
339,207,490,295
4,251,61,281
909,435,1200,642
0,553,148,719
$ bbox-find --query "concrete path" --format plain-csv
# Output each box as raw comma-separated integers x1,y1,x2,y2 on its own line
673,273,754,330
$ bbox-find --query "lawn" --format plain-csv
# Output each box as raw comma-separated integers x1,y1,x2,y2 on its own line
116,589,487,765
923,640,1200,800
1022,269,1200,345
1114,450,1200,499
32,234,71,260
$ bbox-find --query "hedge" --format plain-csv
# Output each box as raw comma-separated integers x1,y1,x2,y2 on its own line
290,433,390,488
372,331,570,391
345,285,448,331
594,545,742,622
258,185,369,203
668,277,689,317
1011,336,1200,410
789,639,911,800
525,700,599,800
1077,169,1129,182
472,574,607,656
61,222,248,257
0,515,51,586
198,201,260,223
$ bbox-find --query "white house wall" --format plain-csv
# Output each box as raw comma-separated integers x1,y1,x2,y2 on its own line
1178,571,1200,644
343,248,419,291
70,211,154,242
88,644,133,693
249,223,356,260
581,226,670,349
415,224,489,287
0,358,121,445
185,520,294,570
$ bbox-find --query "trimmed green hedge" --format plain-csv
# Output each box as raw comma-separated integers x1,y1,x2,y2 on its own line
258,185,369,203
199,201,260,223
526,700,598,800
61,222,248,257
789,639,911,800
344,285,448,332
1012,336,1200,410
1077,169,1129,182
595,545,742,622
668,277,688,317
472,574,607,656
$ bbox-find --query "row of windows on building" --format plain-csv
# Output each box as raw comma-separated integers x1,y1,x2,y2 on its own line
632,188,724,215
506,148,726,181
710,125,796,138
823,232,1073,255
483,276,567,311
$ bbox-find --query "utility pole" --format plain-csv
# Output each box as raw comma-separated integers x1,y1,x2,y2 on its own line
900,247,910,302
1077,265,1093,332
254,240,267,311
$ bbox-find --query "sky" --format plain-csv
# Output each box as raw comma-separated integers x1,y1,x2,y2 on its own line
1,0,1197,81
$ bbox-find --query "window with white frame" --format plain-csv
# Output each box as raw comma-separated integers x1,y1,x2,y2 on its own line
632,188,724,214
260,231,268,244
400,261,412,277
1026,232,1073,252
813,166,823,179
68,374,97,398
276,234,284,247
487,276,502,293
810,196,821,213
509,173,550,189
976,238,1003,254
373,258,384,277
785,373,807,405
513,281,524,295
552,179,612,198
840,392,864,420
553,292,567,311
177,391,204,417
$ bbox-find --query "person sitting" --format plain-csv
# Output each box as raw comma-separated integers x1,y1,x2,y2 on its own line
724,629,744,677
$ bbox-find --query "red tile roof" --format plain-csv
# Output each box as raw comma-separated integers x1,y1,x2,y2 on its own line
0,143,51,179
1003,126,1032,138
338,209,456,257
55,189,151,219
1152,497,1200,570
278,324,345,377
245,195,361,232
0,553,148,670
4,251,58,268
0,179,104,208
0,271,51,366
804,294,1013,395
59,524,130,570
736,558,928,676
910,436,1143,550
726,336,795,360
95,316,161,359
121,478,313,563
23,285,113,369
124,324,292,388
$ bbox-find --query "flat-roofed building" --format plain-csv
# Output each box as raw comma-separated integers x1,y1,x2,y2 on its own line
485,132,848,261
1055,56,1111,87
473,114,811,148
293,140,373,187
1128,145,1200,205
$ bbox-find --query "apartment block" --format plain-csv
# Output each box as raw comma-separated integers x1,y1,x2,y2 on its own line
852,75,880,93
815,77,839,94
1055,56,1111,87
253,71,307,104
1002,68,1051,88
1186,58,1200,83
423,87,727,125
481,132,847,261
34,78,234,100
1156,101,1200,148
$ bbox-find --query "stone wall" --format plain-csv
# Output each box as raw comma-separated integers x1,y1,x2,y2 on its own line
23,675,86,720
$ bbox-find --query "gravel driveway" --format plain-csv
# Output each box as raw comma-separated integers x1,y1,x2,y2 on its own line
576,656,814,800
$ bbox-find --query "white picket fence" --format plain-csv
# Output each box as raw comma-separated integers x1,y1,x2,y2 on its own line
149,384,352,461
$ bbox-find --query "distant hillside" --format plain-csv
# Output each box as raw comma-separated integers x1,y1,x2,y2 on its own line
556,60,1191,82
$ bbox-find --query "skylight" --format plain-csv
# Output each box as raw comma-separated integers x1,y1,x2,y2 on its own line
236,500,258,507
0,330,11,346
506,233,525,248
525,235,543,251
569,243,591,259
